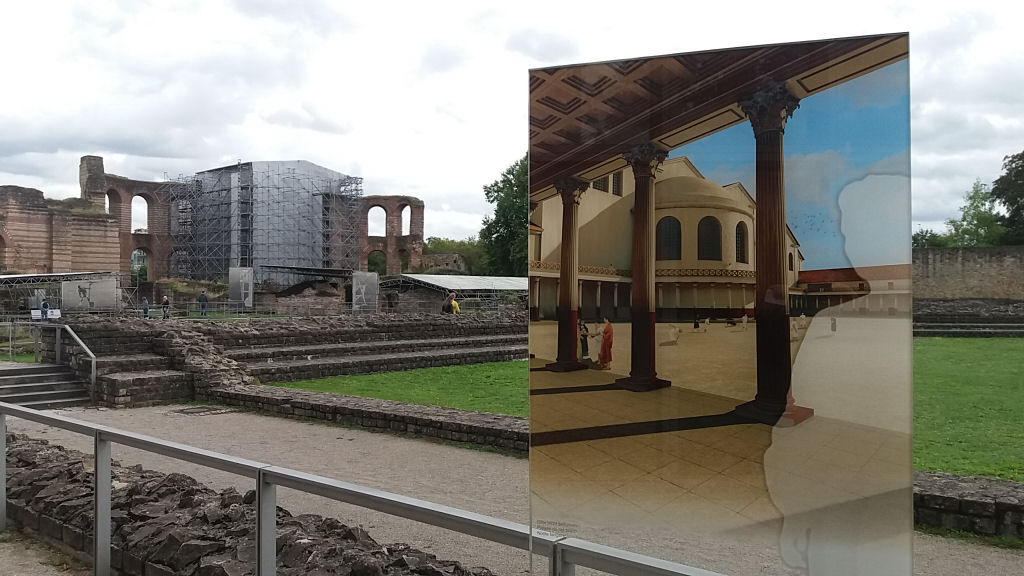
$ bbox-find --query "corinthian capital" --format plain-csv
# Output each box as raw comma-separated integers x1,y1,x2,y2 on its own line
554,176,589,205
738,82,801,136
623,142,668,177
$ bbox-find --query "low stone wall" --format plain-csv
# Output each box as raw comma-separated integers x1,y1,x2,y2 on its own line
914,470,1024,537
914,299,1024,323
3,433,497,576
199,384,529,452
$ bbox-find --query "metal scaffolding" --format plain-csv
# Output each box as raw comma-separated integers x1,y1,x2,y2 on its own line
166,161,363,288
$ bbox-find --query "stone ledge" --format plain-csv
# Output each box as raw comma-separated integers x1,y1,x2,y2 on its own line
198,384,530,453
914,470,1024,537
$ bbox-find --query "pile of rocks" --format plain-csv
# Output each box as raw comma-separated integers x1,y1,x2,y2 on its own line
4,433,498,576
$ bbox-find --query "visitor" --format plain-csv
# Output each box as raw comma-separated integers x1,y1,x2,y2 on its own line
141,297,150,319
39,298,50,322
577,317,590,358
161,295,170,319
597,317,613,370
199,290,209,316
442,292,460,314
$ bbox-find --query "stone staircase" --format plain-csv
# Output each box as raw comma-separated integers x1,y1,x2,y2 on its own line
0,363,91,409
228,334,528,383
913,315,1024,337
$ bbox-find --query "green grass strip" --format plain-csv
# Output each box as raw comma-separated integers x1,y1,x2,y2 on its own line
269,361,529,417
914,338,1024,482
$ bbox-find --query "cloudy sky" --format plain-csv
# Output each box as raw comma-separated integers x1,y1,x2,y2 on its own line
1,1,1020,243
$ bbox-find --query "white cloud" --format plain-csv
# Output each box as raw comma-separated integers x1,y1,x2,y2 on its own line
839,175,913,267
0,0,1020,244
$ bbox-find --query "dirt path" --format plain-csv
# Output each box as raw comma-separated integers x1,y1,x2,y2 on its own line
5,405,1024,576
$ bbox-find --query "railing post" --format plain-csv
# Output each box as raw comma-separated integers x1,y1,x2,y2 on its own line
94,431,111,576
56,326,62,364
1,412,7,531
548,543,575,576
256,468,276,576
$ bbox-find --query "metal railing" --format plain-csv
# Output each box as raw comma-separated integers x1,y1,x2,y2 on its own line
0,402,720,576
1,322,96,391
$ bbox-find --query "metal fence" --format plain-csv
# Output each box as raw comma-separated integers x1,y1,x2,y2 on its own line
1,322,96,391
0,402,720,576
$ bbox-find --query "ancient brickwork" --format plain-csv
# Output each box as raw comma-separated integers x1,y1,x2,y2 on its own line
200,385,529,452
3,433,498,576
0,186,120,274
360,195,424,275
420,252,468,273
914,470,1024,537
913,246,1024,300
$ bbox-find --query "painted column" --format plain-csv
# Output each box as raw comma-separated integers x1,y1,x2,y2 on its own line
531,276,541,321
595,281,602,320
547,177,588,372
612,282,619,320
737,82,801,424
617,143,670,391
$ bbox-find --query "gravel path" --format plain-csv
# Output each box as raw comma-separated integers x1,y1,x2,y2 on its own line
4,405,1024,576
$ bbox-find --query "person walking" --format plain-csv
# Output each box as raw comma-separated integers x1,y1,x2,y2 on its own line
577,317,590,358
161,295,170,319
442,292,460,314
141,297,150,319
198,291,209,316
598,317,614,370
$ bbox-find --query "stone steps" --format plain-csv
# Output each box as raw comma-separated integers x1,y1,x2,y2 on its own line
0,363,90,409
913,322,1024,337
226,334,526,362
94,353,173,376
95,369,193,408
248,344,528,383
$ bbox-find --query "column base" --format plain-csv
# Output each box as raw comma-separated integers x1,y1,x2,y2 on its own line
545,360,587,373
778,404,815,428
615,375,671,392
734,399,788,425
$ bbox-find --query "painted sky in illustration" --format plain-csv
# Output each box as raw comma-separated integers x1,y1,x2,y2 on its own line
670,60,911,270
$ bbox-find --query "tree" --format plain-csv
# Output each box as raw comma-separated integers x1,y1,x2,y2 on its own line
479,154,528,276
991,150,1024,245
944,179,1004,247
423,236,489,275
912,228,950,248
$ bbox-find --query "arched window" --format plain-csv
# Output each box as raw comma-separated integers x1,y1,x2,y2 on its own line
735,222,748,263
697,216,722,260
788,252,795,271
656,217,681,260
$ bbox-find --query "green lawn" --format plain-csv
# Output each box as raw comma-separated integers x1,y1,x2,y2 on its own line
270,361,529,417
914,338,1024,482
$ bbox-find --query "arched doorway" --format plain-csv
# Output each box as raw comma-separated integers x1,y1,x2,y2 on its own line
401,205,411,236
131,196,149,233
131,248,150,283
367,250,387,276
367,206,386,236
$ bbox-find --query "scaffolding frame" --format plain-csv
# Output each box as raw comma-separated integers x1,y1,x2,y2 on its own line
166,161,363,288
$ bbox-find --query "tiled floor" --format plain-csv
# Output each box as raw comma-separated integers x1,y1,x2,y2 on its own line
529,313,913,575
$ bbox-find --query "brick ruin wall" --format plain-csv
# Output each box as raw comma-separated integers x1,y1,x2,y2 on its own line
3,433,501,576
0,186,120,274
913,246,1024,300
360,195,424,276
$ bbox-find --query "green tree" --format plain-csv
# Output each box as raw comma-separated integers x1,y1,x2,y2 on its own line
479,154,528,276
991,150,1024,245
423,236,488,275
944,179,1005,247
912,228,950,248
367,251,386,276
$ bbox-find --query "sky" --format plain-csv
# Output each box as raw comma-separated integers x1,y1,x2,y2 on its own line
1,1,1021,245
671,61,911,269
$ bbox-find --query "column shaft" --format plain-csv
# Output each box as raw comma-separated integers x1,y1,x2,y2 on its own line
548,178,588,372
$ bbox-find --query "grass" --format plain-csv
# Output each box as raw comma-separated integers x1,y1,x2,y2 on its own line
915,523,1024,551
270,361,529,417
914,338,1024,482
10,352,36,363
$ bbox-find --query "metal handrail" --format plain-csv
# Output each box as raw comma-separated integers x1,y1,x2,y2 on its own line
61,324,97,391
0,402,720,576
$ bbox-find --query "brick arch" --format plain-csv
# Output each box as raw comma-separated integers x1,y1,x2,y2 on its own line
359,196,424,276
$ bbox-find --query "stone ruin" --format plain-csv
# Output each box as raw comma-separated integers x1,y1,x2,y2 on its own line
4,433,499,575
